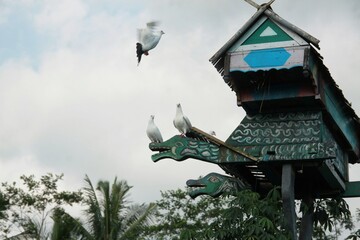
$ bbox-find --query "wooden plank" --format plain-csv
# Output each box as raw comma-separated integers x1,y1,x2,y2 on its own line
341,181,360,198
243,0,260,9
322,82,360,162
244,0,275,10
210,5,268,63
318,160,346,191
264,9,320,49
190,126,259,162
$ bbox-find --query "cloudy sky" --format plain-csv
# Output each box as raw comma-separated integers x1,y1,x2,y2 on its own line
0,0,359,215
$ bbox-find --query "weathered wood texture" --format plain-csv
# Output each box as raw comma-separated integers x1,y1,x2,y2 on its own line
282,164,297,239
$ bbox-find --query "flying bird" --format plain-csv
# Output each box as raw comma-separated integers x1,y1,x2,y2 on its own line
136,21,165,65
146,115,163,143
173,103,192,135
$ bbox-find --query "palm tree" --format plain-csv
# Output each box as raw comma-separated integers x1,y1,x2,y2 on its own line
69,175,156,240
50,207,81,240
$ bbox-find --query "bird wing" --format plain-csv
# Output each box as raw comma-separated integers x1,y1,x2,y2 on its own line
183,115,192,128
142,32,157,49
137,21,159,42
137,28,144,42
146,21,160,29
147,121,163,143
137,28,150,42
137,28,158,49
138,21,162,51
154,127,163,142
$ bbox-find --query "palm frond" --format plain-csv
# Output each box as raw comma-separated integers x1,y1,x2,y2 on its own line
83,175,103,237
112,180,131,216
109,179,132,238
52,208,94,240
119,203,156,240
97,180,111,238
79,176,156,240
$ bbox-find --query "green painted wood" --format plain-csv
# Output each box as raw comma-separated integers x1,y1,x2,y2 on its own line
308,53,360,163
225,111,338,162
242,19,293,45
341,181,360,198
323,84,360,162
318,160,346,191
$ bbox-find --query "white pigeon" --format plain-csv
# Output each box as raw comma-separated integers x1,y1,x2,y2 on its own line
173,103,192,135
146,115,163,143
136,21,165,65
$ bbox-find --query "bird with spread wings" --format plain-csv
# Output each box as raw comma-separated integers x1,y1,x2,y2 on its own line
136,21,164,65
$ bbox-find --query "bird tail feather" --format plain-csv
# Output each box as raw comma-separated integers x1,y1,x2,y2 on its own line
136,43,143,66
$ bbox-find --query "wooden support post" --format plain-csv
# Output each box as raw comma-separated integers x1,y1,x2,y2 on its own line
299,193,314,240
282,164,297,240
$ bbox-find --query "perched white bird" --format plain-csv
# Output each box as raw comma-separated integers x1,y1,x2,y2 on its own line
173,103,192,135
136,21,165,65
146,115,163,143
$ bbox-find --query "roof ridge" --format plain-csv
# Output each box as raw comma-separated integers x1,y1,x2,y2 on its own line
210,6,320,65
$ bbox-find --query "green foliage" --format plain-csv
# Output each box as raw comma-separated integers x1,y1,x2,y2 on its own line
144,187,290,240
0,174,156,239
308,197,353,238
2,173,360,239
0,191,9,220
144,186,360,240
67,175,156,240
346,229,360,240
50,207,81,240
216,187,290,240
0,173,82,239
143,188,227,239
345,209,360,240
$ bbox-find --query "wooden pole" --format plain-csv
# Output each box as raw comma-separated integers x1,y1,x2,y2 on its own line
282,164,298,239
243,0,260,9
299,189,314,239
264,9,320,49
242,0,320,49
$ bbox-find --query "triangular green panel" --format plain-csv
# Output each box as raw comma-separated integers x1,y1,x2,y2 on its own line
242,19,293,45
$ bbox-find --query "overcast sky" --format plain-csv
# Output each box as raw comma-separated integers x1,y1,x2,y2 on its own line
0,0,359,217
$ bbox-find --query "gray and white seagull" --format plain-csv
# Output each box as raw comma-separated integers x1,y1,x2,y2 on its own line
136,21,165,65
146,115,163,143
173,103,192,136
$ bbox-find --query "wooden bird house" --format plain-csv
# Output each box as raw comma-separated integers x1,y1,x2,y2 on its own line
149,2,360,239
208,4,360,205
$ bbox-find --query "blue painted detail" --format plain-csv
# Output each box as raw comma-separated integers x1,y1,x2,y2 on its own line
244,48,291,68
